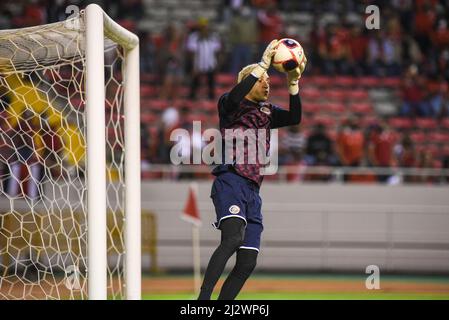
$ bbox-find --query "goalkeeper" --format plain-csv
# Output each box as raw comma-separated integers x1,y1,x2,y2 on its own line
198,39,307,300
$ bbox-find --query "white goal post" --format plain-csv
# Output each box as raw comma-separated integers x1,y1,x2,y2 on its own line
85,4,141,301
0,4,141,300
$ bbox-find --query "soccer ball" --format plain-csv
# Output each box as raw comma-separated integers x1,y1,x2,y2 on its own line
272,38,306,73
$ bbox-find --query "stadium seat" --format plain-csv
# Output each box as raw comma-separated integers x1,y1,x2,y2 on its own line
410,132,427,144
324,89,346,102
216,74,235,86
440,118,449,129
335,76,355,87
358,77,381,87
347,89,369,101
141,85,158,97
310,76,333,87
349,103,373,114
388,117,413,130
269,75,284,87
148,99,169,111
360,115,379,127
442,145,449,156
323,102,345,114
301,87,321,101
314,115,336,128
415,118,438,129
141,113,157,123
382,77,401,88
303,103,321,113
428,132,449,144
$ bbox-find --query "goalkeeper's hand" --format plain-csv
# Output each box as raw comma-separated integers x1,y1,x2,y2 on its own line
287,55,307,95
251,39,280,78
259,39,280,70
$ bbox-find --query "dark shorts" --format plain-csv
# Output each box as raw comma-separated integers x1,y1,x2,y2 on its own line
211,171,263,252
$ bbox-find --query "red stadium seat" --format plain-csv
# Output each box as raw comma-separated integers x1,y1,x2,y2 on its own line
314,115,336,128
301,87,321,101
349,103,373,114
358,77,381,87
198,100,217,112
303,103,321,113
410,132,427,144
141,85,158,97
141,113,157,123
347,89,369,101
382,77,401,88
323,102,345,114
324,89,346,102
310,76,333,87
269,75,283,87
428,132,449,144
442,145,449,156
216,74,235,86
148,99,169,111
388,117,413,130
360,115,378,127
440,118,449,129
141,73,157,83
335,76,355,87
415,118,437,129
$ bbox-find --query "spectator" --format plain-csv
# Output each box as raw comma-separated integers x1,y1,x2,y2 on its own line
320,23,350,75
158,24,184,100
228,6,257,74
367,121,397,182
336,116,365,168
140,30,156,74
413,4,436,55
186,18,221,100
279,124,306,165
305,123,336,166
399,65,429,117
394,135,418,182
257,1,283,57
5,110,43,201
347,24,368,76
367,29,402,77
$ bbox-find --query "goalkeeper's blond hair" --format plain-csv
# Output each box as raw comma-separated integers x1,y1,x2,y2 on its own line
237,63,261,83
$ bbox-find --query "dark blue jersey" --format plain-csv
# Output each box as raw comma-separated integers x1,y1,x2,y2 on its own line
212,74,302,185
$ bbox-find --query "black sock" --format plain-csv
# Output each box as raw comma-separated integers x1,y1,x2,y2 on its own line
197,218,245,300
218,249,258,300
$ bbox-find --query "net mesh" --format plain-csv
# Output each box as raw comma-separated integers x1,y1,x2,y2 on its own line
0,15,126,299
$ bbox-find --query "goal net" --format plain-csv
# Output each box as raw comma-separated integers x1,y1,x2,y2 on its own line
0,5,141,300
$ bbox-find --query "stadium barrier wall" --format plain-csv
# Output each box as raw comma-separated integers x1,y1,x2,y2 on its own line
142,181,449,274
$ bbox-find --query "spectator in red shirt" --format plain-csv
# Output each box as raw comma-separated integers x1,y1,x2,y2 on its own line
336,117,365,167
368,121,397,182
432,19,449,49
399,65,429,117
347,24,368,76
413,4,436,54
257,2,283,57
320,23,350,75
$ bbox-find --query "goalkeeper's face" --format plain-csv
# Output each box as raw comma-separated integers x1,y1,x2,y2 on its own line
250,73,270,102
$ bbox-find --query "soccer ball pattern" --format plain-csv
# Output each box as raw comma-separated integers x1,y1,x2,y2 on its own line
272,38,306,73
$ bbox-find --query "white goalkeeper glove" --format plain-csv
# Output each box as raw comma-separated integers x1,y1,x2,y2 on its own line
287,55,307,95
251,39,280,78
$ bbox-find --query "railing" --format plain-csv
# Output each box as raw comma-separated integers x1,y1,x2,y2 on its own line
141,164,449,184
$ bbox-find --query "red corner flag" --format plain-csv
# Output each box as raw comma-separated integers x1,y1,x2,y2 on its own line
182,183,201,226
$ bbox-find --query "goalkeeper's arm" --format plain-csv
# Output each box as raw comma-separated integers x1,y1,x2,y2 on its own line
271,59,307,128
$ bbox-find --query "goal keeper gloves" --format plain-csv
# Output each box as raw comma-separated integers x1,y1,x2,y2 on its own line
287,54,307,95
251,39,280,78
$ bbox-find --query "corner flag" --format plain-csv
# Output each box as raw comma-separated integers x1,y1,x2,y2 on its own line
182,183,201,226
